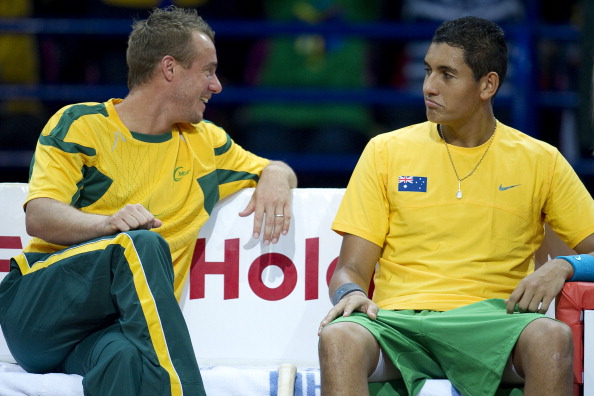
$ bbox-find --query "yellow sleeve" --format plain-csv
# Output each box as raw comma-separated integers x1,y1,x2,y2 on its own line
27,105,98,208
332,138,390,247
207,122,270,200
544,150,594,248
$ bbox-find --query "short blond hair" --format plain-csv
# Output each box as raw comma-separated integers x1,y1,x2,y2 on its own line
126,6,215,90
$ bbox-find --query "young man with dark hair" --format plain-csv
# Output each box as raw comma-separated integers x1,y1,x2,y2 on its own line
318,16,594,396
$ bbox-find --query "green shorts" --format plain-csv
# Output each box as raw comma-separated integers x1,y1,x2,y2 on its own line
332,298,549,396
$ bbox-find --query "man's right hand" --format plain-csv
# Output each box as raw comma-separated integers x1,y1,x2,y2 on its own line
26,198,162,246
318,292,378,335
105,203,162,234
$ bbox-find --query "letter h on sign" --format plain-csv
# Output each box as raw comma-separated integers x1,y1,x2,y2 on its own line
190,238,240,299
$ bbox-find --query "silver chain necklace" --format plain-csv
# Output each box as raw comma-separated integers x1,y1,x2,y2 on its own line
438,121,497,199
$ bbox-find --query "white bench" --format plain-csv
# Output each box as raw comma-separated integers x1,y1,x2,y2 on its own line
0,182,591,396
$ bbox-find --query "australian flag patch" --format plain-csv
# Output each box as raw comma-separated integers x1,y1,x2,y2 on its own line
398,176,427,192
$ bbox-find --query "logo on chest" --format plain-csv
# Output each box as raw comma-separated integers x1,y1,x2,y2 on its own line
397,176,427,192
174,167,191,182
498,183,521,191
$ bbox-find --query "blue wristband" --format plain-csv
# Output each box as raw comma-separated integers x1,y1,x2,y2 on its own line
332,283,366,305
556,254,594,282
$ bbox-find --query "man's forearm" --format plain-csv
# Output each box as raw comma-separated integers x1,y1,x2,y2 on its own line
328,234,381,299
26,197,109,246
328,267,371,299
263,161,298,189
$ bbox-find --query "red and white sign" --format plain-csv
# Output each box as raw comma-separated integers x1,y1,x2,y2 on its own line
0,184,344,366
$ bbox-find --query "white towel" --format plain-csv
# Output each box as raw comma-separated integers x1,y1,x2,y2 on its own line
0,361,461,396
0,362,83,396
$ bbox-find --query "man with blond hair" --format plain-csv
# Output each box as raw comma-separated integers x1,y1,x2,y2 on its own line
0,7,297,396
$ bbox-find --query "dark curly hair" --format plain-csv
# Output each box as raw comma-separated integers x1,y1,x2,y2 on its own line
432,16,507,92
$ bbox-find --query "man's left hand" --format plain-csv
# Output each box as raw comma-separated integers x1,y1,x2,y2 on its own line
239,161,297,245
506,258,573,314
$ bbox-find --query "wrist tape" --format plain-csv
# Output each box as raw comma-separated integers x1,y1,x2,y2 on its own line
556,254,594,282
332,282,366,305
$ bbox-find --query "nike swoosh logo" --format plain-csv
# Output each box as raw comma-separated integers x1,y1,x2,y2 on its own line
499,184,521,191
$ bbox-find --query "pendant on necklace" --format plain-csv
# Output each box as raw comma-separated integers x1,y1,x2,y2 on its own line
456,180,462,199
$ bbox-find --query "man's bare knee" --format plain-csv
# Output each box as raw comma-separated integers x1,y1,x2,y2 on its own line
319,321,380,376
514,318,573,379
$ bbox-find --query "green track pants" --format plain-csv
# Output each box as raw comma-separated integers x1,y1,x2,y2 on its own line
0,230,205,396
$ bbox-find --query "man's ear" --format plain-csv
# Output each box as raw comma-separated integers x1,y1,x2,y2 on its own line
161,55,176,82
480,71,500,100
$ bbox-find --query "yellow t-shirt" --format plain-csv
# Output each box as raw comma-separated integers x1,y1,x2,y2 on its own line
23,98,269,299
332,121,594,311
